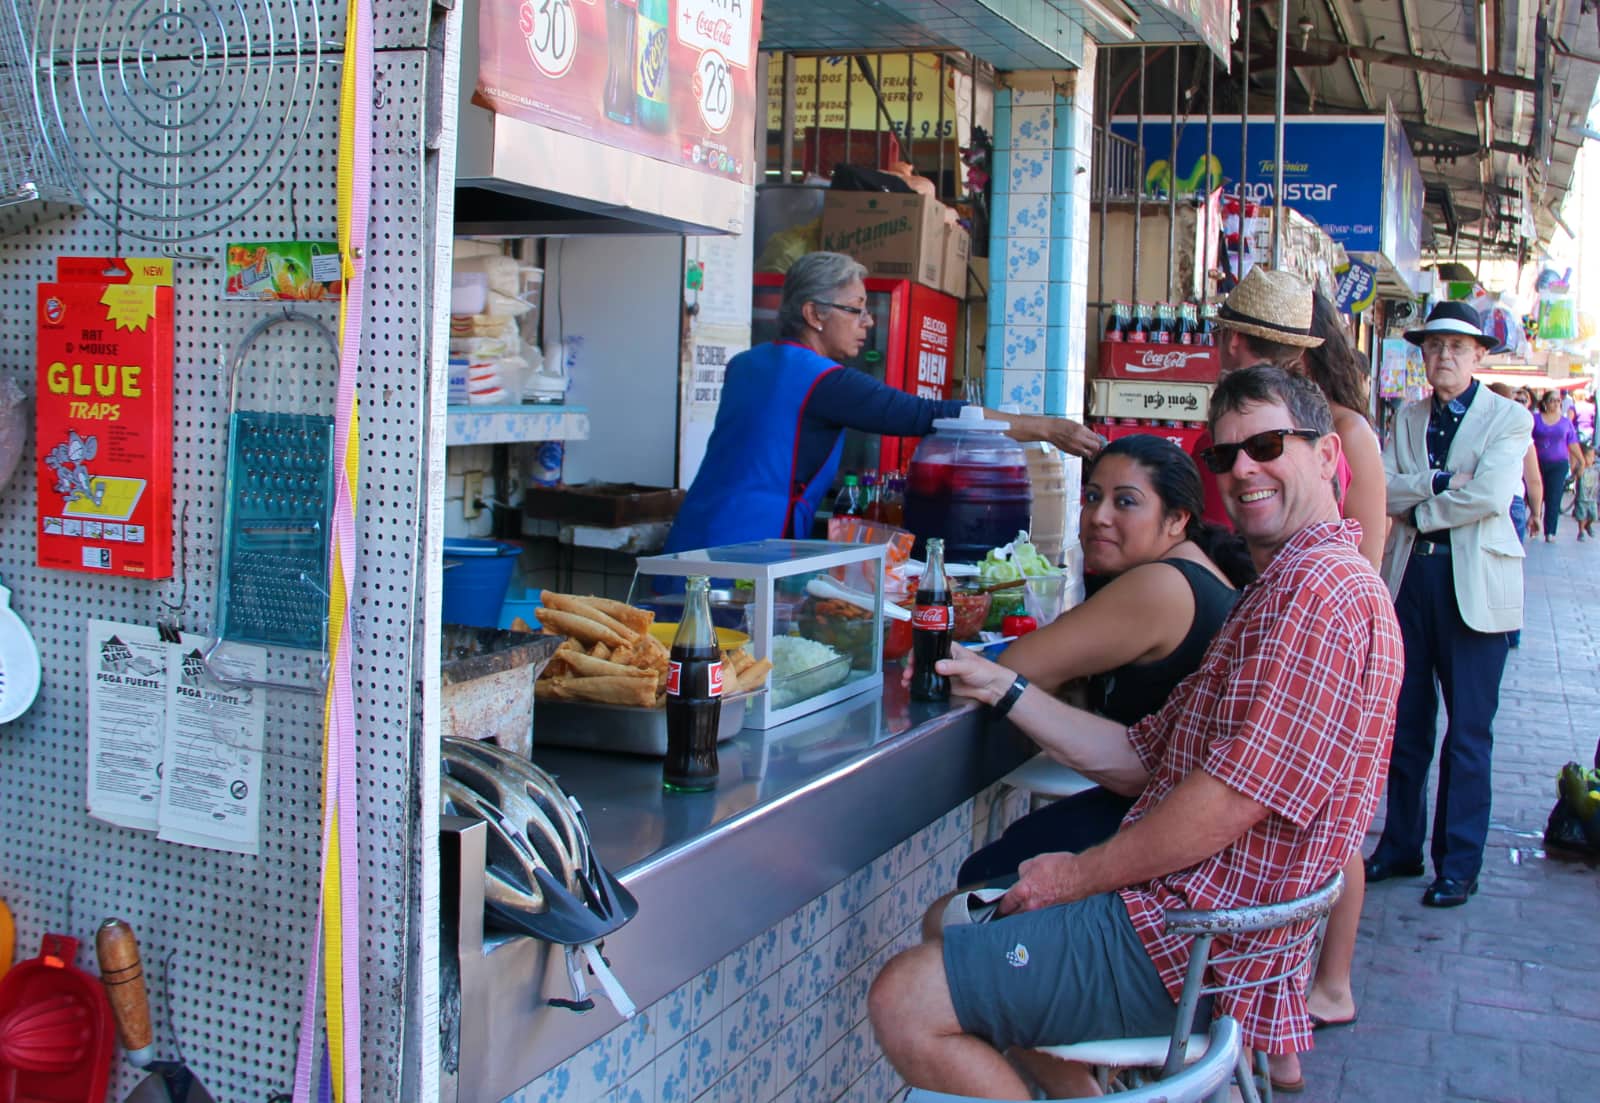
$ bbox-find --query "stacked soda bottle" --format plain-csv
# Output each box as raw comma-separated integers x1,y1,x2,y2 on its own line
1103,302,1216,347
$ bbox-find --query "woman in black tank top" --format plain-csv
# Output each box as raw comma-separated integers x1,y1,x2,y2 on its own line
956,435,1255,886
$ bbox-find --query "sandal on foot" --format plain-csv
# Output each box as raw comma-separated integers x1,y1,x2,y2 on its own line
1309,1013,1357,1031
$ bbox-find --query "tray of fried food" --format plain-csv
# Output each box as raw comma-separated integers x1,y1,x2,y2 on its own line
527,590,771,708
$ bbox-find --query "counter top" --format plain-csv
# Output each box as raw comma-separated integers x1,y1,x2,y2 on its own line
442,673,1033,1103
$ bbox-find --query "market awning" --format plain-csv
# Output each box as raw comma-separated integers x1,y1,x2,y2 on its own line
1476,371,1590,392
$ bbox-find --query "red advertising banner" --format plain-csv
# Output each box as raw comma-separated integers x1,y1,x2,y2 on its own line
474,0,763,185
36,257,174,579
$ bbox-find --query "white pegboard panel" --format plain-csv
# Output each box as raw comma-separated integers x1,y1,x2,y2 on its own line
0,19,436,1103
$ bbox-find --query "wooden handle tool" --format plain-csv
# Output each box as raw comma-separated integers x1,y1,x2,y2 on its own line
95,918,157,1068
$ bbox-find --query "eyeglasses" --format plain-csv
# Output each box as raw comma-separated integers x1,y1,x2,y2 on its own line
817,301,869,319
1198,428,1323,473
1420,338,1478,360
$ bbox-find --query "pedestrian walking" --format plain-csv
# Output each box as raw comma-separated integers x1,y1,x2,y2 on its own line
1576,443,1598,540
1368,301,1532,909
1532,391,1580,541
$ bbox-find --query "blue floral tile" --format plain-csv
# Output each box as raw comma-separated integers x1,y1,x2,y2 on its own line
1009,148,1053,195
745,926,782,985
690,964,724,1032
869,1054,902,1103
610,1008,656,1082
724,974,781,1073
789,1065,827,1103
687,1015,726,1099
655,979,695,1053
563,1031,620,1100
742,1036,780,1103
610,1067,651,1103
712,1062,749,1103
502,1061,569,1103
829,912,872,983
1005,193,1050,236
782,891,831,964
656,1038,692,1103
824,1034,853,1097
1009,104,1052,150
720,941,757,1006
1003,282,1048,328
998,238,1048,286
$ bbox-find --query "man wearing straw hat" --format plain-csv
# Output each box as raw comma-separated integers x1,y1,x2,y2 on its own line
1365,300,1531,909
1189,268,1326,527
1213,267,1326,372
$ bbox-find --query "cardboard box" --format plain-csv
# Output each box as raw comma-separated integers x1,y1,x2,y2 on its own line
1098,340,1221,383
820,192,946,290
941,223,971,299
1091,378,1212,423
1091,419,1207,455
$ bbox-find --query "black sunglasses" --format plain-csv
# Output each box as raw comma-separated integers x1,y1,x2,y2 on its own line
817,301,868,317
1198,428,1323,474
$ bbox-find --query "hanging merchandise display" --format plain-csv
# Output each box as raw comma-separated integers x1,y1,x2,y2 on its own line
293,0,370,1096
35,257,173,579
94,920,219,1103
0,934,115,1103
225,242,343,302
0,580,40,725
1538,295,1578,343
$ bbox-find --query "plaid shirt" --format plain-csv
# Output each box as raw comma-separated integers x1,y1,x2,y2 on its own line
1118,521,1403,1054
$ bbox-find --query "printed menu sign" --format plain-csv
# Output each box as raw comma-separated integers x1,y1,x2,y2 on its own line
475,0,763,184
36,257,174,578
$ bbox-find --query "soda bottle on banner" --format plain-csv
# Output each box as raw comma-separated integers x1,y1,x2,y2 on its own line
603,0,637,125
634,0,670,134
910,538,953,702
664,575,723,791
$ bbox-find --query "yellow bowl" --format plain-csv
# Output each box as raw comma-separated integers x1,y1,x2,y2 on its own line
648,623,750,649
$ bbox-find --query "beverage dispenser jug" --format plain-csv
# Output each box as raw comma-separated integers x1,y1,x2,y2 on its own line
903,406,1033,563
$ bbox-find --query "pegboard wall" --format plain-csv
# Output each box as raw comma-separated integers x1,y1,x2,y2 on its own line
0,2,441,1100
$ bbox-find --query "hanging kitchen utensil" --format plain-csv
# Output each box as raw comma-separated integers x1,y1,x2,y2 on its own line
29,0,330,247
0,933,114,1103
94,920,216,1103
0,898,12,981
0,581,41,724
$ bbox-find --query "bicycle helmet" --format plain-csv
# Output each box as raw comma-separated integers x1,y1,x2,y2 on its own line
442,738,639,1016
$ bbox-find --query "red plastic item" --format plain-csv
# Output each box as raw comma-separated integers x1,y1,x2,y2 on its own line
1092,419,1208,456
0,935,114,1103
1098,340,1221,383
1002,614,1038,637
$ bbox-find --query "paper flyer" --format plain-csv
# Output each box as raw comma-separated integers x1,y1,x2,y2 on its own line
84,619,266,855
157,643,266,855
85,619,169,830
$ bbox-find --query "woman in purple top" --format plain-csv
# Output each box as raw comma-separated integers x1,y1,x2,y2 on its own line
1533,390,1582,540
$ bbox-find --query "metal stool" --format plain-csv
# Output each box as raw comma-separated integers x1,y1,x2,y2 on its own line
1033,872,1344,1102
905,1015,1243,1103
985,753,1098,843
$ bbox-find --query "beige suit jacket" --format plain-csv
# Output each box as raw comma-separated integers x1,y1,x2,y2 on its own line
1380,384,1532,633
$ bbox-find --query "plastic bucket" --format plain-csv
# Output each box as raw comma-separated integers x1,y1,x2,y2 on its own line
499,587,544,630
442,539,521,627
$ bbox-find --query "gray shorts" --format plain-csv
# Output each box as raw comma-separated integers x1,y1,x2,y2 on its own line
943,892,1210,1052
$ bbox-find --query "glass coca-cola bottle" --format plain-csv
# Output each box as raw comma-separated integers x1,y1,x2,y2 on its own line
1129,302,1154,344
1152,302,1175,345
602,0,637,124
664,575,722,791
1104,301,1127,343
1198,302,1219,347
910,539,953,702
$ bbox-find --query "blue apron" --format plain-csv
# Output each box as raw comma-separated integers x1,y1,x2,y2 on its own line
664,341,845,554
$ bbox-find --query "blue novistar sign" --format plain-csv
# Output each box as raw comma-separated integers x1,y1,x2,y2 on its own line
1110,114,1422,265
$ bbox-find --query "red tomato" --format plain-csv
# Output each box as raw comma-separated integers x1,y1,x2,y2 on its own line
1002,615,1038,637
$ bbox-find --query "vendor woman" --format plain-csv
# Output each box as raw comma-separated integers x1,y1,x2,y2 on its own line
665,252,1103,553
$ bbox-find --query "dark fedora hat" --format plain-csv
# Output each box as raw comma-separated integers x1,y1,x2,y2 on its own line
1404,301,1496,349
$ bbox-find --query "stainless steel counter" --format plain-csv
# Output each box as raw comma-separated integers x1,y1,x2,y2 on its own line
441,673,1033,1103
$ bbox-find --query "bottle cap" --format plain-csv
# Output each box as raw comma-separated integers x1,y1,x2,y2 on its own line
934,405,1009,432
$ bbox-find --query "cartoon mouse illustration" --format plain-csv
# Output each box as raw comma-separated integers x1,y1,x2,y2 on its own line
44,429,107,507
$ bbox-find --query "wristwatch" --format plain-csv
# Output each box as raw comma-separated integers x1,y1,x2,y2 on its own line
993,674,1029,718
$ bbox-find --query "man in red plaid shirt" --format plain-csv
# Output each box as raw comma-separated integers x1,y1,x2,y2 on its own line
870,366,1404,1098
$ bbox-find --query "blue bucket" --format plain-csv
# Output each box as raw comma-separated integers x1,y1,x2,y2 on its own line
442,539,522,627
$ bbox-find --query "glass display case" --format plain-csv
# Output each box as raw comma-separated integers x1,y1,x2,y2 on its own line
631,540,886,729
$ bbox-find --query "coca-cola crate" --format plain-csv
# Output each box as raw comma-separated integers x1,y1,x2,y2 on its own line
1098,340,1221,383
1091,379,1211,423
1091,419,1208,456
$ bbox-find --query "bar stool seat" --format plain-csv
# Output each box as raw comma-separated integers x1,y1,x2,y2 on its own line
1002,753,1098,805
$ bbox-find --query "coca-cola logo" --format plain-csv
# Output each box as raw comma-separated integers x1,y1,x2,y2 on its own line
694,12,734,44
913,604,953,631
1125,350,1209,373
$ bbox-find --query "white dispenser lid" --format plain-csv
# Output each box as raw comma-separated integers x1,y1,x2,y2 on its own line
933,404,1009,432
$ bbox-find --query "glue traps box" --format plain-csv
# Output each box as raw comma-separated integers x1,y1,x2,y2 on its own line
36,257,174,578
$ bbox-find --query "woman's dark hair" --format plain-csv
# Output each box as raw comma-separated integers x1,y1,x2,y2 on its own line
1085,434,1257,587
1300,292,1370,417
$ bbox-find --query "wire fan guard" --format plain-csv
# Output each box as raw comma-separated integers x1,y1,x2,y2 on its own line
0,0,74,233
30,0,333,244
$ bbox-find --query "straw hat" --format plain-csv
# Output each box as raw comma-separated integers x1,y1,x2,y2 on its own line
1214,268,1324,349
1402,300,1496,349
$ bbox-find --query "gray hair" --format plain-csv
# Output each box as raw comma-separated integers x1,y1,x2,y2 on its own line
1208,364,1334,437
779,252,868,338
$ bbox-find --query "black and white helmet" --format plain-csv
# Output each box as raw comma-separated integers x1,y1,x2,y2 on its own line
442,738,638,1016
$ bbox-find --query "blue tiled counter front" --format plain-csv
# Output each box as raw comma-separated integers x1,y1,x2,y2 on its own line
444,674,1035,1103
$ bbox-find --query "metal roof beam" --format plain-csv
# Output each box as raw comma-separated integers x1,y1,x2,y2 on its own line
1305,37,1539,92
1398,0,1432,123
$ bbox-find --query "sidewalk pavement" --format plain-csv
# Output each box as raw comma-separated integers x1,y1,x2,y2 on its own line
1297,530,1600,1103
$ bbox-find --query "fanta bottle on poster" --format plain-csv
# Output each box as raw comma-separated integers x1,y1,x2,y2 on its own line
634,0,670,133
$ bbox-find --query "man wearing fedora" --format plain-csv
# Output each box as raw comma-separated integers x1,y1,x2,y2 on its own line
1365,300,1532,908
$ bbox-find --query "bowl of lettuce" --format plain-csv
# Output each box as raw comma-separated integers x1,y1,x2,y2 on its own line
978,532,1063,630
